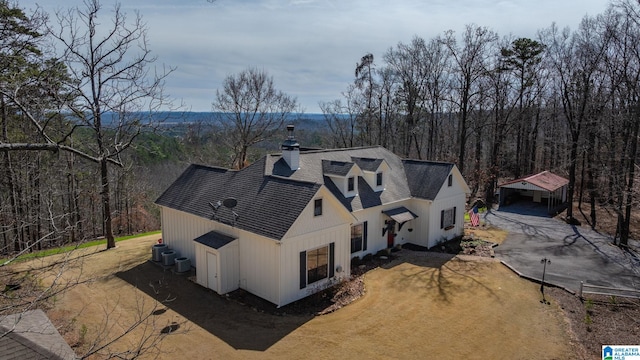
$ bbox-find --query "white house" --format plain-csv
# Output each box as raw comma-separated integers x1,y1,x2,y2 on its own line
155,125,470,307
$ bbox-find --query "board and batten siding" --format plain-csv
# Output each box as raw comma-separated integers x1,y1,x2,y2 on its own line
161,206,283,305
402,199,432,249
238,230,281,305
427,173,468,248
194,240,239,295
285,186,353,239
350,201,420,256
279,223,350,307
160,206,236,266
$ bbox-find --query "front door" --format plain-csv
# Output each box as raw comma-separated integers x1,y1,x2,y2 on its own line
387,220,396,248
207,252,218,293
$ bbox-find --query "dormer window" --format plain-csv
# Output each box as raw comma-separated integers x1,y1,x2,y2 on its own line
347,177,355,192
376,172,383,187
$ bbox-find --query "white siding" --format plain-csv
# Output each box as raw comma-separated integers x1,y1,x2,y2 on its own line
279,224,350,307
194,240,240,295
428,193,466,248
285,187,353,238
501,182,547,192
351,207,387,256
405,199,432,248
161,206,278,302
160,206,232,266
238,231,281,305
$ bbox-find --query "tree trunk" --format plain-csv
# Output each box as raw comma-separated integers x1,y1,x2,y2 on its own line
565,132,579,221
620,107,639,247
101,158,116,249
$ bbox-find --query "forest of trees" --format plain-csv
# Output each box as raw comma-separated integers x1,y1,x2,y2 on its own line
1,0,640,260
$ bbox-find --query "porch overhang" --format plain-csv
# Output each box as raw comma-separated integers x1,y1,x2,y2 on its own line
382,206,418,224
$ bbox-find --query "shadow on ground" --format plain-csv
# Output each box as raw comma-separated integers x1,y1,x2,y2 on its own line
116,261,313,351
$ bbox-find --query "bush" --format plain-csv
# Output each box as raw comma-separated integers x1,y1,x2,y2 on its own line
376,249,391,257
350,256,361,267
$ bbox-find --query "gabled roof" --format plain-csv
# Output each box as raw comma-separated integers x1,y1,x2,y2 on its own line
321,160,355,176
0,310,76,360
158,145,464,239
499,171,569,192
402,160,454,200
266,146,412,211
351,157,384,172
156,160,321,240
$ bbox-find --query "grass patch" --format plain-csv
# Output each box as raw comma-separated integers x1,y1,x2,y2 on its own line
1,230,161,265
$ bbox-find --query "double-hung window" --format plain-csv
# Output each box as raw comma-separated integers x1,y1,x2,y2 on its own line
441,207,456,229
351,222,368,253
300,243,335,289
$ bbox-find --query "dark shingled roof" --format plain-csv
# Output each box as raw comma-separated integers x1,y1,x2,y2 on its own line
402,159,454,200
321,160,354,176
0,309,76,360
156,160,321,240
351,157,383,172
266,146,413,211
194,230,236,249
157,145,461,240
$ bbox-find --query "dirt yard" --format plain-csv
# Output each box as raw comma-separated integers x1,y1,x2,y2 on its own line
16,235,582,359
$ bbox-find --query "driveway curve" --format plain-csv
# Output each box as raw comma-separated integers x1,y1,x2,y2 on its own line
485,204,639,294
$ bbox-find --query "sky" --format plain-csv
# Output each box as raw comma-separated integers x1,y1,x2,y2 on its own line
20,0,611,113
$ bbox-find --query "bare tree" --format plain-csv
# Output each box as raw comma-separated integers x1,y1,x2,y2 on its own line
47,0,174,249
542,17,611,223
214,67,297,169
384,36,430,158
442,25,497,173
320,85,363,148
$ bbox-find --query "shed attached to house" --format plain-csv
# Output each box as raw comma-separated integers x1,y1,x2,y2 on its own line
498,171,569,214
194,230,239,295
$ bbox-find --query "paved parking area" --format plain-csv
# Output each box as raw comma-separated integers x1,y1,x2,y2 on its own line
485,204,639,293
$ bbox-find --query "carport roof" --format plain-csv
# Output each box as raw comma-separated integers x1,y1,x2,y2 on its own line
499,171,569,192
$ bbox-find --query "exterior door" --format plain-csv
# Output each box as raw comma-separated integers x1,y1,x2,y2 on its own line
387,220,396,248
207,252,218,293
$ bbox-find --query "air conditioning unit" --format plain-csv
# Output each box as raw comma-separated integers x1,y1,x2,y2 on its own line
175,257,191,273
152,244,168,262
161,250,177,266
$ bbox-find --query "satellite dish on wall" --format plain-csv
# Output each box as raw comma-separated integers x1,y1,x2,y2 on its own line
222,197,237,209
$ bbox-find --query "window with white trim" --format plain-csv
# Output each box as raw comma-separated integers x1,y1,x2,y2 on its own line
347,176,355,192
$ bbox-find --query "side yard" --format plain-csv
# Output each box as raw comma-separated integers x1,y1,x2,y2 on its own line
23,235,579,359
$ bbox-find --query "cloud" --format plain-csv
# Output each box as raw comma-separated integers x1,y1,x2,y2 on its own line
20,0,611,112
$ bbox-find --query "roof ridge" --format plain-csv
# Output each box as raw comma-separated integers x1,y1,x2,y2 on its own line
297,145,382,155
402,158,454,165
267,174,322,186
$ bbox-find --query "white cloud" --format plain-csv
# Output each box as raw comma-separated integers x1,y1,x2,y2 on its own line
20,0,610,112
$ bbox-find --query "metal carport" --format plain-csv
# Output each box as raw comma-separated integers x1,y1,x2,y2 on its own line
498,171,569,214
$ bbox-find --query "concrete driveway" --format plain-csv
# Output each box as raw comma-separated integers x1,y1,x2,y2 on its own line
485,203,639,293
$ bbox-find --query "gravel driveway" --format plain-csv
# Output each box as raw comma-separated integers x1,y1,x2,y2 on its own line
485,203,639,293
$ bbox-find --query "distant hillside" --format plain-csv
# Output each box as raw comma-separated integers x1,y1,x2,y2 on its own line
102,112,328,130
